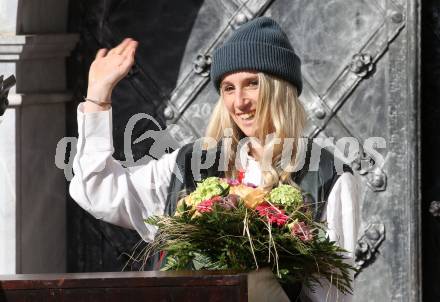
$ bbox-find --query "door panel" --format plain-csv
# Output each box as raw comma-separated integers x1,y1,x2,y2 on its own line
67,1,420,300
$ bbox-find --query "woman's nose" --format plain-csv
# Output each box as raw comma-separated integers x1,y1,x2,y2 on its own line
234,88,251,109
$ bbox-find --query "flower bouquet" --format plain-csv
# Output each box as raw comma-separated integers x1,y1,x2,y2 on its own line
144,177,355,294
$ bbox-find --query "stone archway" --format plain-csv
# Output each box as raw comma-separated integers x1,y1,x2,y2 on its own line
0,0,77,273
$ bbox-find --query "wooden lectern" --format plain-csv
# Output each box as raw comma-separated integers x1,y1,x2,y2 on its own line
0,270,248,302
0,269,292,301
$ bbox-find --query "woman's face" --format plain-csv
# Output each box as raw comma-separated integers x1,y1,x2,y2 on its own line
220,71,260,137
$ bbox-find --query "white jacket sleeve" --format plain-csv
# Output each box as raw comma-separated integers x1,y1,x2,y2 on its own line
69,104,178,242
301,172,360,302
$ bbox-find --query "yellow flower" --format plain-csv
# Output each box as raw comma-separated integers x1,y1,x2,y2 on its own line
229,185,267,209
243,188,267,209
184,194,195,207
229,184,255,198
175,196,196,217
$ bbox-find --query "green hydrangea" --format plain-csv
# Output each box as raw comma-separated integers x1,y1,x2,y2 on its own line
190,177,229,205
268,184,303,208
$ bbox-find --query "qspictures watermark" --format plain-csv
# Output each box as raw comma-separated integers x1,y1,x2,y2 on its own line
55,113,386,187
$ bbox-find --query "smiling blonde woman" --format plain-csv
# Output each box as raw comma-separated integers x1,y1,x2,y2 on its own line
70,16,359,302
205,71,307,190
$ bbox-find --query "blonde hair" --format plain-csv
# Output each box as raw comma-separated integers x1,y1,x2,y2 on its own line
204,72,307,189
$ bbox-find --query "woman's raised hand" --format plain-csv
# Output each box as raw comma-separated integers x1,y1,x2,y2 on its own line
85,38,138,112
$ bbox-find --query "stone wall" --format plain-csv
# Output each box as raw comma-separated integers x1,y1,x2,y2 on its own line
0,0,77,273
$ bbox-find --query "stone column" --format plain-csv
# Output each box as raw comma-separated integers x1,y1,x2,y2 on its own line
0,0,78,273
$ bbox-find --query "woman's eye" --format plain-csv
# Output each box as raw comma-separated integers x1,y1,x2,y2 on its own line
223,86,234,92
249,80,259,86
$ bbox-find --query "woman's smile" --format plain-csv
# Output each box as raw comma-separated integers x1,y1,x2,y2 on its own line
237,110,256,121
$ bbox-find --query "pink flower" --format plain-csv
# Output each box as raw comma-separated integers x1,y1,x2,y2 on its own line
226,178,241,186
255,204,289,227
196,199,215,213
291,221,313,241
196,196,222,213
244,182,257,188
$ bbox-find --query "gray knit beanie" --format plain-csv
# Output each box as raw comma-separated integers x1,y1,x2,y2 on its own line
211,16,303,95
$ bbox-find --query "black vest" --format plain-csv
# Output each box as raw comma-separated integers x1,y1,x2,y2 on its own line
164,140,352,220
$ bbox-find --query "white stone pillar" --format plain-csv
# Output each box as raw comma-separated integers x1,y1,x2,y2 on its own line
0,0,78,273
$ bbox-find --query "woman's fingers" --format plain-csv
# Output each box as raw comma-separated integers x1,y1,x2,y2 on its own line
118,41,137,73
88,38,138,90
120,51,136,75
121,40,138,58
108,38,134,55
95,48,108,59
